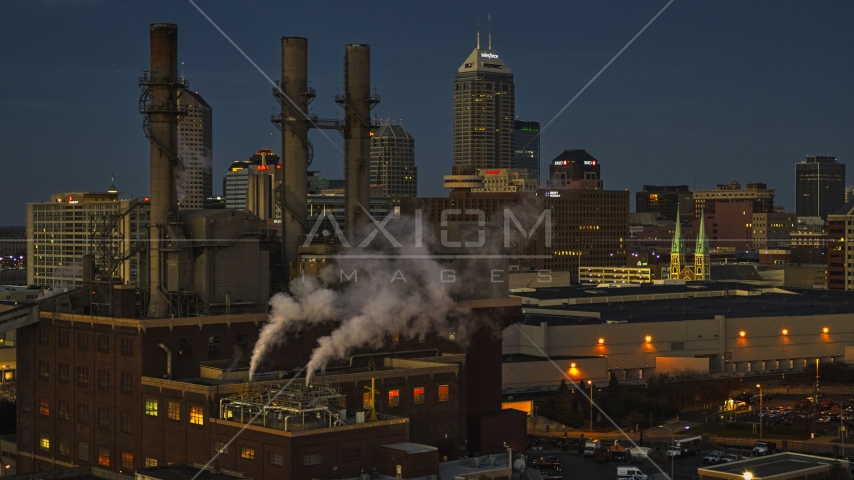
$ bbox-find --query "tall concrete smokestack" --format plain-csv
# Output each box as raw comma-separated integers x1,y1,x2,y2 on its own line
343,44,373,242
143,24,181,317
277,37,309,269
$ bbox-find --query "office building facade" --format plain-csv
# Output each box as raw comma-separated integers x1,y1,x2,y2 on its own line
513,120,540,184
636,185,693,222
369,125,417,199
796,155,845,219
453,37,515,170
547,150,602,189
693,181,774,220
177,90,212,210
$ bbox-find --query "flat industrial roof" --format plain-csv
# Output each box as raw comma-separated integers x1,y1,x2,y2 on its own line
513,282,735,301
503,354,602,363
519,288,854,325
382,442,438,454
697,452,843,478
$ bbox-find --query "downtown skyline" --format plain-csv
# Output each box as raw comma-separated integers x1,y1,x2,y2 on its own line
0,0,853,225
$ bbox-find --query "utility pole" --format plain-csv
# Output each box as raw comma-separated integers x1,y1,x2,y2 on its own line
588,380,594,431
757,384,762,439
814,358,819,436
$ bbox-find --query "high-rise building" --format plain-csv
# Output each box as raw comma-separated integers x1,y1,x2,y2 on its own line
26,190,149,288
453,30,514,171
369,125,417,199
222,150,282,212
472,168,537,193
177,90,212,210
513,120,540,184
223,161,250,210
796,155,845,219
636,185,693,222
546,150,602,189
693,181,774,220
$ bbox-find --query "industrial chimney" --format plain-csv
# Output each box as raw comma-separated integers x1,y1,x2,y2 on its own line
342,45,374,243
277,37,310,269
141,24,182,317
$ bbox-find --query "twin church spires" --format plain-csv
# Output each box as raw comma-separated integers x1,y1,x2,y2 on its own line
669,207,711,281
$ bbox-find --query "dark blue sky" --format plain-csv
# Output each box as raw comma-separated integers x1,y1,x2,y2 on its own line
1,0,852,225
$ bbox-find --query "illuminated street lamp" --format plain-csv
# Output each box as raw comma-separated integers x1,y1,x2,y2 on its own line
739,330,746,338
756,384,762,439
588,380,594,431
744,473,753,480
782,329,788,335
598,338,605,345
823,327,830,334
645,335,652,343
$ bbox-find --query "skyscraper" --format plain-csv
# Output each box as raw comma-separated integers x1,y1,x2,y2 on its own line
369,124,417,199
513,120,540,184
796,155,845,219
177,90,212,210
453,27,514,171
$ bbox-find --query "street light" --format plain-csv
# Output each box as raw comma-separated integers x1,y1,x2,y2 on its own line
588,380,594,431
756,384,762,439
744,473,753,480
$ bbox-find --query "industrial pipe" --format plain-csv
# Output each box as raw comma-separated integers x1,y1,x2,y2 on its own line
157,343,172,379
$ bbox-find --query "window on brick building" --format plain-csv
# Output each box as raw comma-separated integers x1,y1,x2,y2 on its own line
214,441,228,454
39,432,49,451
303,453,323,466
190,405,204,425
120,337,133,356
38,360,49,381
342,447,361,460
78,441,89,461
240,447,255,460
77,404,89,425
438,384,449,402
97,446,110,467
236,334,248,352
179,337,193,356
97,407,110,429
121,451,133,470
144,398,158,416
97,370,110,391
39,396,50,416
168,402,180,421
145,458,158,467
38,327,49,345
77,366,89,387
413,387,425,404
77,332,89,351
97,335,109,353
363,392,371,410
58,400,70,420
58,436,70,457
120,373,133,395
208,336,221,356
58,363,69,384
268,452,283,466
120,412,133,434
57,329,69,348
388,389,400,407
21,428,30,446
338,395,347,409
19,358,30,378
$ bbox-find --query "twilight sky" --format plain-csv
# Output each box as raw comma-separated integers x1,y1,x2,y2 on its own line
1,0,852,225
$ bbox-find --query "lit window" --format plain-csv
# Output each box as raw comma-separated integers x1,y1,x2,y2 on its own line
39,396,50,416
168,402,180,421
413,387,425,404
241,447,255,460
145,458,158,467
438,385,449,402
39,432,50,451
363,392,371,410
215,441,228,454
144,398,158,416
190,405,204,425
121,451,133,470
98,446,110,467
388,390,400,407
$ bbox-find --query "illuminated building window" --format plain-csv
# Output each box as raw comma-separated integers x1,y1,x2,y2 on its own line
145,458,158,468
388,389,400,407
413,387,425,404
168,402,181,421
98,446,110,467
39,396,50,416
39,432,50,451
363,392,371,410
241,447,255,460
144,398,158,417
215,441,228,454
121,451,133,470
190,405,204,425
438,385,449,402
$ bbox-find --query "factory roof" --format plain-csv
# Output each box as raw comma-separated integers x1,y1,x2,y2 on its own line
513,281,740,301
137,463,249,480
517,285,854,325
697,452,843,479
382,442,438,454
503,353,602,363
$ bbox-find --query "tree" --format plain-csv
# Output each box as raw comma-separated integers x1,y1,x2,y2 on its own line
825,461,850,480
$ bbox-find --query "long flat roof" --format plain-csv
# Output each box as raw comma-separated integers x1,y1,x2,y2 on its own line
697,452,843,478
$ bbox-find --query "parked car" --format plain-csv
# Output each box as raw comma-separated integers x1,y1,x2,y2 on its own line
721,453,742,463
531,456,561,471
703,451,724,464
818,415,832,423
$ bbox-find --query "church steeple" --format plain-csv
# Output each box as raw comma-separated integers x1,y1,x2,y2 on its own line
694,209,711,281
669,206,685,279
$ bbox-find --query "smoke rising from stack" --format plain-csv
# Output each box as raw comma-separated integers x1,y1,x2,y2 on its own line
247,217,465,383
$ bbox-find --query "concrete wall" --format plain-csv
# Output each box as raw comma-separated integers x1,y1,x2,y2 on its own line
655,356,709,375
502,357,607,392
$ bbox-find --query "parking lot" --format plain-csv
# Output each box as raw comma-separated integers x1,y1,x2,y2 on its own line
526,445,707,480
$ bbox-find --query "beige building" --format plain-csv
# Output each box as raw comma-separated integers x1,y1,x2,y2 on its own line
578,266,657,285
752,212,797,249
26,190,149,288
472,168,537,193
693,181,774,219
177,90,213,209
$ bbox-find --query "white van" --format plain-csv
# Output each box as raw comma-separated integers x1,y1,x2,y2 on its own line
617,466,648,480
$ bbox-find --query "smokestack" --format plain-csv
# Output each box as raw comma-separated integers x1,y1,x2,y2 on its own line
144,23,181,317
278,37,310,270
343,44,373,242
